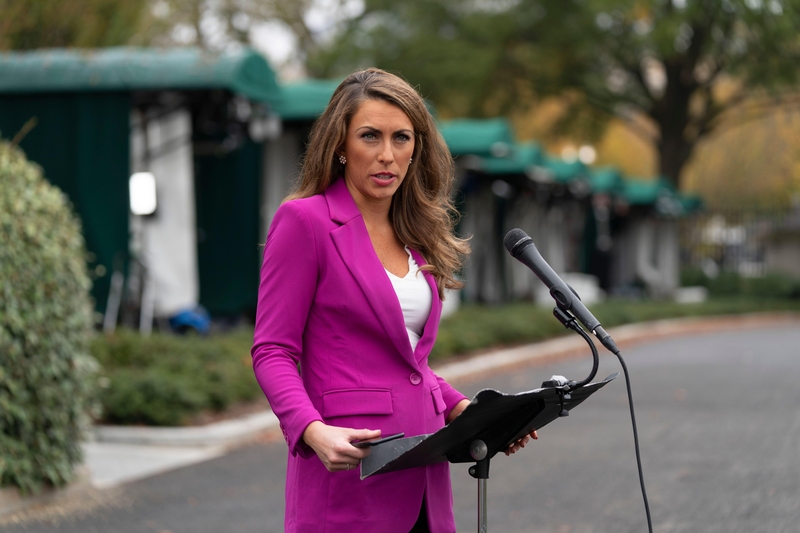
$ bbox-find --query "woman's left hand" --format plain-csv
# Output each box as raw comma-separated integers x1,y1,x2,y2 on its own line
504,430,538,456
445,399,471,424
446,399,539,455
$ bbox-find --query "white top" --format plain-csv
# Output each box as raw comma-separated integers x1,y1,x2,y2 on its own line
385,247,433,351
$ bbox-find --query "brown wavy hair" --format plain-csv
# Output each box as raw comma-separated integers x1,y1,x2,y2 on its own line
287,68,469,298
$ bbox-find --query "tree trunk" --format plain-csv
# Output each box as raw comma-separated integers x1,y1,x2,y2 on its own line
652,59,697,190
658,135,693,190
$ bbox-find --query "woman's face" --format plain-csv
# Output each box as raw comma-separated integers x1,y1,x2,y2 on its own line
341,98,415,210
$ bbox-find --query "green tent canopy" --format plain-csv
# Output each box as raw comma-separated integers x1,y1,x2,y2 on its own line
621,176,703,215
479,142,544,175
0,47,281,105
589,167,625,195
540,155,588,184
680,194,704,213
276,78,340,120
473,138,590,188
439,118,515,157
621,176,675,205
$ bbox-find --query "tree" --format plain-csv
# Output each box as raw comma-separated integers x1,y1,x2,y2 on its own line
134,0,356,74
312,0,800,188
0,0,148,50
682,106,800,209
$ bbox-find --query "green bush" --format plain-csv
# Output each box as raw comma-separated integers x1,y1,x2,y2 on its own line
431,303,565,359
92,328,260,426
0,141,96,494
99,368,209,426
707,271,742,296
690,269,800,299
741,273,800,299
680,266,710,287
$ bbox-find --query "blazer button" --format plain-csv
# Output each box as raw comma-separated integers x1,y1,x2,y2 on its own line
409,373,422,385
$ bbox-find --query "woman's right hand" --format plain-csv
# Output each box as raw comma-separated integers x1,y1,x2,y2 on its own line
301,421,382,472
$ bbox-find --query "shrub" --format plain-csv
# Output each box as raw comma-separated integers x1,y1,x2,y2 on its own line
695,270,800,299
741,273,800,299
92,328,260,426
0,141,96,494
680,266,710,288
707,271,742,296
99,368,209,426
432,303,574,359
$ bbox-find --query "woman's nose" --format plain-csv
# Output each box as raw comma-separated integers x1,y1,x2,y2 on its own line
377,141,394,164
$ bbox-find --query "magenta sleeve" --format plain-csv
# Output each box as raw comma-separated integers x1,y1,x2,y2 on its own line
251,201,322,458
433,371,468,421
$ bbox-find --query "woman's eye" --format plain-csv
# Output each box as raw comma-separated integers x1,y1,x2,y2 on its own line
395,133,411,142
361,132,377,140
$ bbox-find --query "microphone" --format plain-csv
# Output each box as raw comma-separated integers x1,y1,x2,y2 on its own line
503,228,619,354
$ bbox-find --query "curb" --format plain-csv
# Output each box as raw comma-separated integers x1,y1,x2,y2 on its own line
92,311,800,447
92,411,279,447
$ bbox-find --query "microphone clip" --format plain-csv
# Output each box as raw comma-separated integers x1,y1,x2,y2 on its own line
553,306,578,331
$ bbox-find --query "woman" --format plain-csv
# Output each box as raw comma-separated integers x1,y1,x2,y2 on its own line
251,68,532,533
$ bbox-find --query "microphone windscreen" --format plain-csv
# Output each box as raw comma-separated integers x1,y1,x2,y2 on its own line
503,228,530,256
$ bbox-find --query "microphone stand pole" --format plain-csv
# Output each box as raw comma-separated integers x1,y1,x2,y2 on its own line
467,440,490,533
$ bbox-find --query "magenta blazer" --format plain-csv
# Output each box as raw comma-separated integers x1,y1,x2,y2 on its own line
251,177,466,533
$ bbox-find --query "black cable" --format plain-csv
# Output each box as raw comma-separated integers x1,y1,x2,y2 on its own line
611,349,653,533
553,307,653,531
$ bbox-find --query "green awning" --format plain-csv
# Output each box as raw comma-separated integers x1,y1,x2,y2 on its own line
276,79,340,120
621,176,705,215
589,167,625,194
479,142,544,175
680,194,703,213
0,47,281,104
621,176,674,205
540,155,587,184
439,118,515,157
600,176,703,215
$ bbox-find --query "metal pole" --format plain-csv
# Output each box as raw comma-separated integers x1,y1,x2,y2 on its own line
478,478,488,533
468,440,490,533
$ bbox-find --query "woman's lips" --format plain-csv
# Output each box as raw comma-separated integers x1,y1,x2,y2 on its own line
371,173,397,186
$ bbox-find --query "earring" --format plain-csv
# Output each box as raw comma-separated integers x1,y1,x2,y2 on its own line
338,155,346,165
409,157,413,163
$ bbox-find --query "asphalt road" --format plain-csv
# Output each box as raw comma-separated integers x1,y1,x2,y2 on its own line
6,324,800,533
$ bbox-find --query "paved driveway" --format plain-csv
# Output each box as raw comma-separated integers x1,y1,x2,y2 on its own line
5,324,800,532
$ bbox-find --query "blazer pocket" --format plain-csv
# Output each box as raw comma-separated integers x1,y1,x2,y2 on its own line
322,388,393,418
430,385,447,415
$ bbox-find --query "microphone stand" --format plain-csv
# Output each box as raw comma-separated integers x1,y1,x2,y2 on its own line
464,309,604,533
503,228,653,532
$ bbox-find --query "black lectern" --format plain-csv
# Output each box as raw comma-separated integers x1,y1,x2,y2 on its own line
361,373,618,532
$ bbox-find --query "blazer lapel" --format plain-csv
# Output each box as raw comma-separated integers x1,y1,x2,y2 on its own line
326,179,416,364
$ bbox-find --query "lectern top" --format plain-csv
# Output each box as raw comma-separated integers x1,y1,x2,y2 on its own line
361,373,618,479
